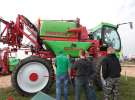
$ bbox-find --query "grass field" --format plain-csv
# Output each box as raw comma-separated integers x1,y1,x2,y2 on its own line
0,76,135,100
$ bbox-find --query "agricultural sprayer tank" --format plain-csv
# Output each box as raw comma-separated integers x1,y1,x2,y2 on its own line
39,19,92,57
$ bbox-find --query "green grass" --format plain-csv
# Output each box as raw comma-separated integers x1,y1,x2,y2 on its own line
0,76,135,100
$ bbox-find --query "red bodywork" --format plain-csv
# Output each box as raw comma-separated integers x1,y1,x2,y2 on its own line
0,48,10,74
0,15,40,48
0,15,107,75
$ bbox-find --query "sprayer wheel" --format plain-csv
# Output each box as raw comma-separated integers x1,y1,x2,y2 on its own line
11,56,54,96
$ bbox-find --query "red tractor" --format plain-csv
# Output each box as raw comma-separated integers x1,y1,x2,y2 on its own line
0,15,132,96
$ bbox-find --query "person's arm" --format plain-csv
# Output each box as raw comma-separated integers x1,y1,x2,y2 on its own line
68,58,71,69
118,59,121,72
67,58,71,73
54,58,57,68
102,59,108,79
89,61,96,80
119,60,121,72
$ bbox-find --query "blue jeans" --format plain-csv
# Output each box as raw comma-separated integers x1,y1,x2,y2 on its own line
56,74,69,100
75,78,97,100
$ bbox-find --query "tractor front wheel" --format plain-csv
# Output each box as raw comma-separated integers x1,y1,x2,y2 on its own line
11,56,54,96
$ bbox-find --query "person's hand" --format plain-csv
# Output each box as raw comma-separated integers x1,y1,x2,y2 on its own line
68,68,71,78
101,78,106,86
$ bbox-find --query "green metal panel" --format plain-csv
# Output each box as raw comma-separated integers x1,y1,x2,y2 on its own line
9,57,19,72
43,40,91,57
90,22,117,33
40,20,76,36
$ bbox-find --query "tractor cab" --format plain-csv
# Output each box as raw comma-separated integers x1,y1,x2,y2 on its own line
90,23,121,51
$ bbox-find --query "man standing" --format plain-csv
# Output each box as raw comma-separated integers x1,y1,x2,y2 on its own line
72,50,96,100
102,47,121,100
55,51,70,100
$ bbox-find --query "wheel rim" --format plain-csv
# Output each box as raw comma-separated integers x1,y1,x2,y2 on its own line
29,73,39,81
17,62,49,93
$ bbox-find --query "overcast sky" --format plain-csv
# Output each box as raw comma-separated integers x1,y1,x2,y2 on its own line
0,0,135,56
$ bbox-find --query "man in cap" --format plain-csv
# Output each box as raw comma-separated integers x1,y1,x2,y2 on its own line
55,51,70,100
101,46,121,100
72,50,96,100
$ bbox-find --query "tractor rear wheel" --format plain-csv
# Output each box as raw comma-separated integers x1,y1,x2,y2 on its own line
11,56,54,96
95,57,105,90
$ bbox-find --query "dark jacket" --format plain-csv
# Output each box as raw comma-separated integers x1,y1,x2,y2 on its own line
72,58,95,80
102,54,121,79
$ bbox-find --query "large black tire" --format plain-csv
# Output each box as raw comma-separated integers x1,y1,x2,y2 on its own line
94,57,105,90
11,56,54,96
